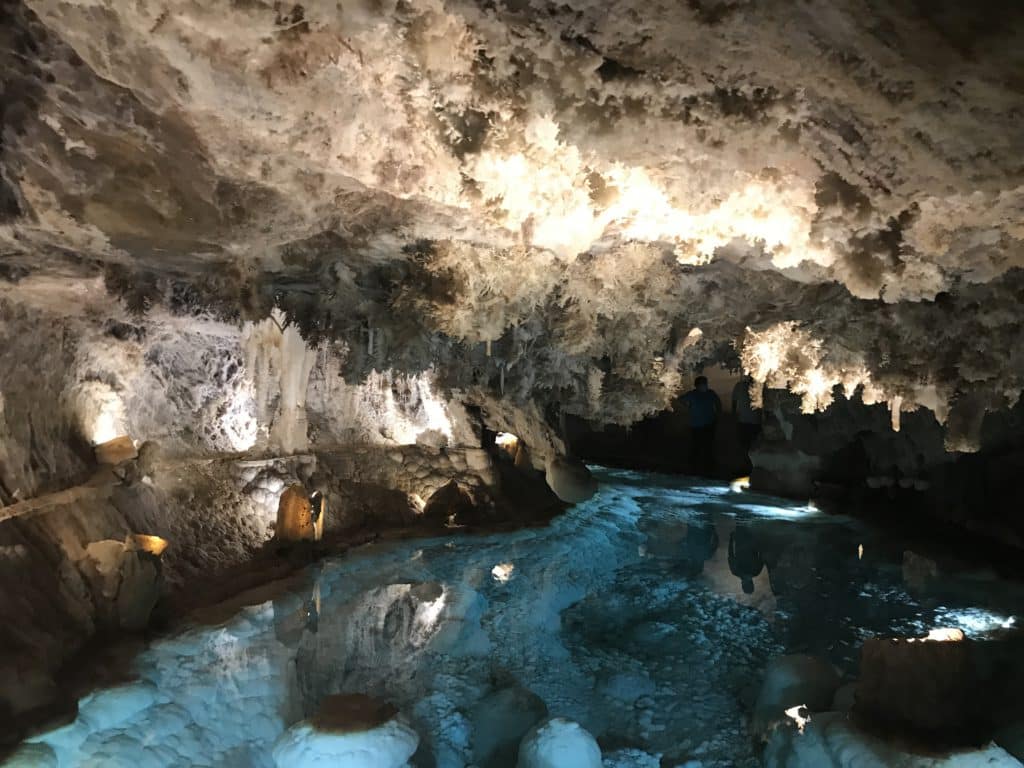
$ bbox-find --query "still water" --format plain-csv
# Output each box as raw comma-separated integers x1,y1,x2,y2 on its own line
16,467,1023,767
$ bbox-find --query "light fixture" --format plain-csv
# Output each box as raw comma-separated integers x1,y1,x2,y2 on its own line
729,476,751,493
127,534,169,557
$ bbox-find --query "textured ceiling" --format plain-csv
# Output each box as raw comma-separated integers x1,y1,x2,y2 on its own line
1,0,1022,435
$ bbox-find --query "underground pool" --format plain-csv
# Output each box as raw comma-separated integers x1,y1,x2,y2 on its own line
11,467,1024,768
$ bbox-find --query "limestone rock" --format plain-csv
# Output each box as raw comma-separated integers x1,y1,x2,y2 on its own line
831,682,857,714
81,536,164,631
544,457,598,504
0,742,58,767
902,550,939,592
471,686,548,768
422,480,491,527
272,694,418,768
854,635,984,745
517,717,602,768
116,549,161,631
78,682,159,731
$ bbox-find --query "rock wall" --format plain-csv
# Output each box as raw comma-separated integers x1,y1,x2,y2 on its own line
0,289,574,735
751,387,1024,546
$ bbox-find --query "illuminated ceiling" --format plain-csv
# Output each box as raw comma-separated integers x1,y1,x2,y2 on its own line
1,0,1022,438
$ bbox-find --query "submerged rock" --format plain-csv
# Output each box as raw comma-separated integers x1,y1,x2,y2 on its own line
902,550,939,592
517,717,601,768
0,742,58,767
764,711,1023,768
854,634,984,745
752,655,840,739
471,685,548,768
272,694,419,768
996,721,1024,763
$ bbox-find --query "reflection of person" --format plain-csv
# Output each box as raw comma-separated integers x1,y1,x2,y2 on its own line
682,376,722,475
728,527,764,594
732,377,762,469
680,522,719,577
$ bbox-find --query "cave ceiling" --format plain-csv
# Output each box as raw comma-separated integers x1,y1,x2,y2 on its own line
1,0,1022,428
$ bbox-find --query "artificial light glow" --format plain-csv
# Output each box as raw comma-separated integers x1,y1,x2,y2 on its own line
411,587,448,646
491,562,515,583
72,380,128,446
366,369,454,445
127,534,169,557
919,628,964,643
858,544,864,560
219,380,259,451
469,117,833,269
91,412,119,445
495,432,519,450
799,368,832,414
735,503,820,519
683,327,703,347
730,476,751,493
740,322,925,421
784,705,810,734
494,432,520,461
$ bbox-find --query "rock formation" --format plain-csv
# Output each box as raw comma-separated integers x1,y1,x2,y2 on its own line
0,0,1022,742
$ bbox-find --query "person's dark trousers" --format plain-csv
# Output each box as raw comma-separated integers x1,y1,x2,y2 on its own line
689,423,717,476
738,423,761,453
737,422,762,473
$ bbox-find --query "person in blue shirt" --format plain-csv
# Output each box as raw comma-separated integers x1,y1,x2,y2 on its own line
681,375,721,475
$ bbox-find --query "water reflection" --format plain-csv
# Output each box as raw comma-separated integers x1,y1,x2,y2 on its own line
16,467,1024,768
728,525,763,594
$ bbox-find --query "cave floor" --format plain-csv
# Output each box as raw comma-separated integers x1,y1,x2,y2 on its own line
13,467,1024,767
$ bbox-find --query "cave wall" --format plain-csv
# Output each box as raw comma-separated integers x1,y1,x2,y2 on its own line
751,387,1024,546
0,286,575,732
0,301,92,500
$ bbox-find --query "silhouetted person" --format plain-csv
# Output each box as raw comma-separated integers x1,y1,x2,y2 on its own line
682,375,721,475
732,376,762,472
728,526,764,594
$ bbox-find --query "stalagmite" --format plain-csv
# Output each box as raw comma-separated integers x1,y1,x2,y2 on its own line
890,396,903,432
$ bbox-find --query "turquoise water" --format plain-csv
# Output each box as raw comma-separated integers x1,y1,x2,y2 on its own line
15,468,1023,767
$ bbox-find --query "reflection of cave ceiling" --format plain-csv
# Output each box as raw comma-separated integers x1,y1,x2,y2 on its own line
1,0,1023,430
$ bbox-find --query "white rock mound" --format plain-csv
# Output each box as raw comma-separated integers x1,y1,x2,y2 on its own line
272,694,419,768
517,717,602,768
